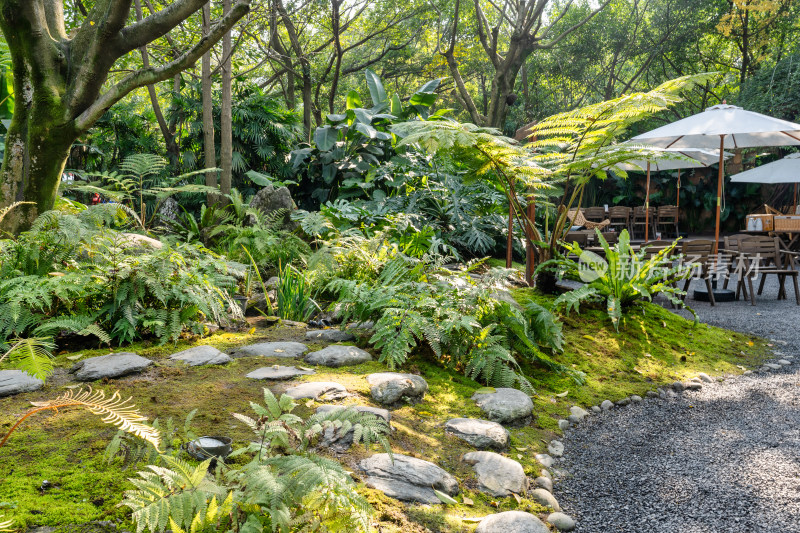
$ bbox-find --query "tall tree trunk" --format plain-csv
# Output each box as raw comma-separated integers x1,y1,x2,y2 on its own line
220,0,233,199
202,2,217,205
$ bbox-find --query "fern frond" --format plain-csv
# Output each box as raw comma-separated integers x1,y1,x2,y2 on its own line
0,337,55,380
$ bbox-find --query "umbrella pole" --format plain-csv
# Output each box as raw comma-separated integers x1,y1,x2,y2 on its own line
676,169,681,235
714,135,725,254
645,162,651,240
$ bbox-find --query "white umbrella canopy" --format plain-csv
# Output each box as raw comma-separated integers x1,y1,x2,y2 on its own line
730,153,800,184
631,104,800,251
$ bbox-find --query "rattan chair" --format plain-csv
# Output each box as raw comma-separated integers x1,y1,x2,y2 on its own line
565,208,610,230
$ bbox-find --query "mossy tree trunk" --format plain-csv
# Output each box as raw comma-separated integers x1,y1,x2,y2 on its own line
0,0,251,234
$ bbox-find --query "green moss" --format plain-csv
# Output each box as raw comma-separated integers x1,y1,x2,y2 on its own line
0,298,770,531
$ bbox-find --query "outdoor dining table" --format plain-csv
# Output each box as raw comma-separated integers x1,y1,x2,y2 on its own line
741,230,800,251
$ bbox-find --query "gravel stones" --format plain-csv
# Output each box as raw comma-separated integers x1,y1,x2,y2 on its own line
0,370,44,397
530,487,561,511
462,451,528,497
472,388,533,425
548,440,565,457
475,511,549,533
546,512,576,531
246,366,315,380
600,399,614,410
231,342,308,358
305,329,355,342
360,453,459,504
366,372,427,406
169,345,231,366
283,381,348,401
70,352,152,381
304,345,372,367
444,418,509,450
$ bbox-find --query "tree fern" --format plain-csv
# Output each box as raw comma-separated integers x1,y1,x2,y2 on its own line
0,337,55,380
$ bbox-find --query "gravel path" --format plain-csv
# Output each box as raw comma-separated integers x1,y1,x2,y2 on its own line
556,277,800,532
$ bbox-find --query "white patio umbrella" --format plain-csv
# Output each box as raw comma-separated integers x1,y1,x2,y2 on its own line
632,104,800,252
731,152,800,211
618,147,732,239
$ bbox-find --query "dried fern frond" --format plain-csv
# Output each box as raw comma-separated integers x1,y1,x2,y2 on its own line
0,515,12,532
0,201,35,224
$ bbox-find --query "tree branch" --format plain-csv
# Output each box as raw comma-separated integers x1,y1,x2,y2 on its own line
538,0,612,49
118,0,216,54
75,1,250,131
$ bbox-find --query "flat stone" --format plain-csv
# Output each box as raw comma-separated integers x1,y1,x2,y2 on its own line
548,440,564,457
0,370,44,397
462,451,528,497
760,365,772,372
305,345,372,367
631,395,643,403
765,363,782,370
472,388,533,425
778,359,792,366
366,372,428,406
231,342,308,358
600,400,614,411
305,329,355,342
70,352,152,381
445,418,509,450
535,476,553,492
530,487,561,511
316,404,391,422
547,512,576,531
569,406,589,420
535,453,554,468
284,381,348,401
557,419,570,431
360,453,459,504
246,366,315,380
169,345,231,366
476,511,549,533
684,382,702,391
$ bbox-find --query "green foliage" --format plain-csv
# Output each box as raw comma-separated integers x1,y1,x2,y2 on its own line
121,388,390,533
0,207,239,346
0,337,55,381
537,230,695,331
274,263,319,322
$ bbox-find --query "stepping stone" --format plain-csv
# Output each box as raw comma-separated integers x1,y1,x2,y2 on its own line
476,511,549,533
284,381,348,401
366,372,427,406
444,418,509,451
547,512,576,531
305,345,372,367
315,405,391,449
231,342,308,358
316,404,391,422
305,329,355,342
0,370,44,397
169,345,231,366
70,353,152,381
462,451,528,497
530,487,561,511
472,388,533,426
246,366,315,380
359,453,459,504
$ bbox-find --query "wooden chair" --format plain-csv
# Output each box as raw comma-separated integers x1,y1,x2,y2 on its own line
680,239,716,306
722,234,753,292
632,206,657,240
563,231,590,247
584,207,606,223
600,231,619,245
737,236,800,305
608,206,631,234
657,205,679,238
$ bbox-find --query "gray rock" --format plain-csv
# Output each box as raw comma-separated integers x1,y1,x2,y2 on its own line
631,395,643,403
444,418,510,450
305,345,372,367
672,381,685,392
231,342,308,358
0,370,44,397
472,387,534,425
778,359,792,366
305,329,355,342
169,345,231,366
567,414,582,425
535,453,554,468
535,476,553,492
119,233,163,252
646,391,659,398
366,372,428,406
569,406,589,420
462,451,528,497
760,365,772,372
249,184,296,229
684,382,702,391
284,381,348,401
246,366,315,380
600,400,614,411
558,419,570,431
360,453,459,504
666,389,678,399
530,487,561,511
547,512,576,531
316,404,391,422
591,405,601,413
70,352,152,381
616,397,631,406
548,440,565,457
744,370,754,375
476,511,549,533
540,469,552,479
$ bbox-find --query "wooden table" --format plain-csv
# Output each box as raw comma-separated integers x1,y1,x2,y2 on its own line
740,230,800,251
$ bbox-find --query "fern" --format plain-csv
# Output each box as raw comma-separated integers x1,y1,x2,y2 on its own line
0,337,55,380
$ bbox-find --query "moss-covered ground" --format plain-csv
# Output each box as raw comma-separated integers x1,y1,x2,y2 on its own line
0,292,771,532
